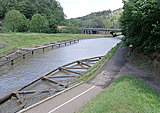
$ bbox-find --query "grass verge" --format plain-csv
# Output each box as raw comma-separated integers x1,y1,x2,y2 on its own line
0,33,104,53
77,41,122,83
76,75,160,113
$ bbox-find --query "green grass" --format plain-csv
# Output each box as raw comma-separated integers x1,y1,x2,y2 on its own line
77,41,122,82
76,75,160,113
0,33,104,53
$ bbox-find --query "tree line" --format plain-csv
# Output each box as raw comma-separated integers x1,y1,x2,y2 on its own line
120,0,160,52
0,0,65,33
0,0,123,34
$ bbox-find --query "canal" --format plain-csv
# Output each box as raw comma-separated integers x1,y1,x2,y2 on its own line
0,38,121,99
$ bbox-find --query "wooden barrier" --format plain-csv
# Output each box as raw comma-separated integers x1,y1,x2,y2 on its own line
0,55,103,112
0,47,18,59
0,39,79,67
0,47,111,113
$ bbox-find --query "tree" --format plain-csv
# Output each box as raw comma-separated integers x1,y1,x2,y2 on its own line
48,18,57,33
120,0,160,52
51,8,65,25
4,10,27,32
0,0,65,24
41,21,50,33
18,1,37,19
0,0,18,19
30,14,45,32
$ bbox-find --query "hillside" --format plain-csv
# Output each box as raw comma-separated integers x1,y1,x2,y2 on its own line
76,10,111,21
62,8,123,33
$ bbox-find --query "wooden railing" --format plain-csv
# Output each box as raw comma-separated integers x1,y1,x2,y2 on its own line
0,47,18,59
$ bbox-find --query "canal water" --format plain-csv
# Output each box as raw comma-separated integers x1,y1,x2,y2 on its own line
0,38,121,98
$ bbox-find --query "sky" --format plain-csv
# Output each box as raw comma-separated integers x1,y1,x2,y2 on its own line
58,0,124,19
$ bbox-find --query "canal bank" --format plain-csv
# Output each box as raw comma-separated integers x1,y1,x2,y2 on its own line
17,39,123,113
0,37,121,112
18,38,160,113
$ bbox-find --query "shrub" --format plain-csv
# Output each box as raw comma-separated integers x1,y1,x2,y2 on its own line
4,10,27,32
120,0,160,52
30,14,45,33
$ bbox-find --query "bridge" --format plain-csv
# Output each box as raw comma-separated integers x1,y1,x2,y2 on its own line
83,28,121,35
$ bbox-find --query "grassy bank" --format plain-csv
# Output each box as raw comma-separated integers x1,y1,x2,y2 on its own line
79,41,122,82
0,33,104,52
77,75,160,113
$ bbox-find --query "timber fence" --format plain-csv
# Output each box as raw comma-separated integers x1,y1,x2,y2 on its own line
0,39,79,67
0,41,120,113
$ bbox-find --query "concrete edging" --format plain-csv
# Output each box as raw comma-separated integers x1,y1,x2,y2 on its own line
17,81,84,113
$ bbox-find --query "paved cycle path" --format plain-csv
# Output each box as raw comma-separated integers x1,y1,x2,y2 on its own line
24,83,102,113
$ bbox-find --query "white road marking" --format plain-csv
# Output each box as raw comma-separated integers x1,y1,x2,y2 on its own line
48,86,95,113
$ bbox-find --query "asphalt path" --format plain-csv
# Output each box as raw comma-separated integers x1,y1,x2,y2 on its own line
25,83,103,113
87,44,126,88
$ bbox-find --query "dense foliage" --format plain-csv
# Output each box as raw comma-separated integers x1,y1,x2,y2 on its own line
0,0,65,25
48,18,58,33
120,0,160,52
0,0,66,33
30,14,45,32
4,10,27,32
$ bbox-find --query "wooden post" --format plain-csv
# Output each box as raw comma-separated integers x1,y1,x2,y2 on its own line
11,60,14,65
23,54,25,59
24,96,26,109
48,88,51,96
43,48,44,51
32,51,34,54
77,61,80,64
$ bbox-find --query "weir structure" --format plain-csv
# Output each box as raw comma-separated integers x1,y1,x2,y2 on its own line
0,39,79,67
0,54,110,113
